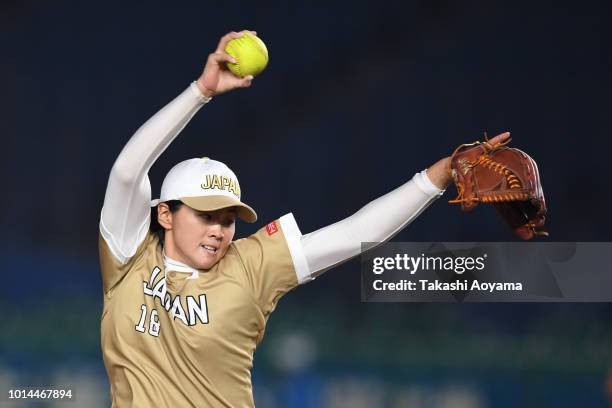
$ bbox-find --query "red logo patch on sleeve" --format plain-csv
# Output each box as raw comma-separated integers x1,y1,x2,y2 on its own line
266,221,278,236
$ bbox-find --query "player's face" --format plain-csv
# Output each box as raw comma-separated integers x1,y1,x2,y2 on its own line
168,206,236,270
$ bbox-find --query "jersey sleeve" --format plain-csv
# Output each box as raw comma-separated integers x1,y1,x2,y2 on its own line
232,213,310,316
99,230,156,295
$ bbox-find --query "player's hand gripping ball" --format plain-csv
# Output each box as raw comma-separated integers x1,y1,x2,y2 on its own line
224,33,269,78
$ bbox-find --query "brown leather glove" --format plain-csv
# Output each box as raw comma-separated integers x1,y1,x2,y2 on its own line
448,134,548,240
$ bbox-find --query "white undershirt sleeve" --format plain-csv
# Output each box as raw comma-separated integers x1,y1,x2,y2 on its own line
100,82,211,264
297,169,445,281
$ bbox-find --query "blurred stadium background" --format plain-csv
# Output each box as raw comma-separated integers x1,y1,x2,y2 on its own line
2,0,612,406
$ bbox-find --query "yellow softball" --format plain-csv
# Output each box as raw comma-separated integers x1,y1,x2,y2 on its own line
224,33,269,78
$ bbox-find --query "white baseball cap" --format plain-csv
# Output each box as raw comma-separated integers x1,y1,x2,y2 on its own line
150,157,257,223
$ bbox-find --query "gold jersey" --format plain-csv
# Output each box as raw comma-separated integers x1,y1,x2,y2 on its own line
99,215,304,407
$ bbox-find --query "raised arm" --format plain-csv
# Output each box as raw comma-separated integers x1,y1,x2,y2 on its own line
100,31,256,263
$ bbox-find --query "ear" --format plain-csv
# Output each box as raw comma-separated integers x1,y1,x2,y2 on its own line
157,203,174,230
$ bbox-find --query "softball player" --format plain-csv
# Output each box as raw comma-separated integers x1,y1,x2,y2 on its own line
99,31,509,407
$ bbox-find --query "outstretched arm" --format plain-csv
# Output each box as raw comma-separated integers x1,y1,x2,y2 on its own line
298,167,445,279
298,132,511,280
100,31,255,263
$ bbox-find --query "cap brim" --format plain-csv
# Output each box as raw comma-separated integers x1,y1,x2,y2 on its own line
179,195,257,223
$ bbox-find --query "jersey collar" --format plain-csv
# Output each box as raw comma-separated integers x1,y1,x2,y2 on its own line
162,251,199,279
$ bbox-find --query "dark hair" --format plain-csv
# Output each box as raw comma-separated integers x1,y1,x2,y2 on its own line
150,200,183,243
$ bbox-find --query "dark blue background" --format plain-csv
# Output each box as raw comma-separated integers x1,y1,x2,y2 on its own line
2,1,611,406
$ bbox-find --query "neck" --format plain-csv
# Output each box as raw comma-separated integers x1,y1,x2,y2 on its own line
161,233,199,277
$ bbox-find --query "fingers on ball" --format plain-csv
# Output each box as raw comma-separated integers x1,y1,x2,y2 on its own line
209,52,236,64
217,31,242,52
241,75,254,87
